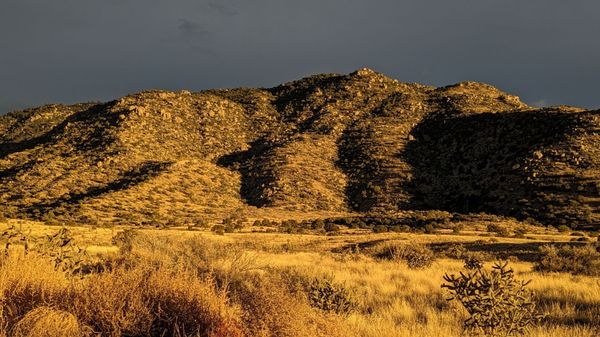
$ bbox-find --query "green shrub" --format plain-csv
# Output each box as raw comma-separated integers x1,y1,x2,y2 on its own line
557,225,571,233
443,261,543,337
534,244,600,276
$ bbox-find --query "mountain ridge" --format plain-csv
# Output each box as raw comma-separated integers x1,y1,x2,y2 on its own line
1,69,599,228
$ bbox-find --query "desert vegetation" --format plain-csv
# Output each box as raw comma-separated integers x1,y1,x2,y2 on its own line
1,69,599,336
0,219,598,337
1,70,599,229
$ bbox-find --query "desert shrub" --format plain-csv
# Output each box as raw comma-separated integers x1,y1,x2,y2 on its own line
0,253,69,330
424,223,436,234
71,268,154,336
372,225,388,233
311,220,325,230
463,252,485,270
443,244,491,266
452,223,464,234
196,218,209,228
144,269,243,337
71,266,242,337
227,272,347,337
211,225,225,235
514,228,527,238
375,242,435,268
306,275,358,315
12,307,89,337
444,243,468,259
112,229,138,255
442,261,543,337
324,223,339,233
487,224,510,237
283,220,299,227
534,244,600,276
570,231,585,237
233,221,243,231
388,225,401,232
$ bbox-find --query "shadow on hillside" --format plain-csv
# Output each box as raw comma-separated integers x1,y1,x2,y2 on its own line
25,161,171,216
0,103,109,159
403,110,600,226
217,138,275,207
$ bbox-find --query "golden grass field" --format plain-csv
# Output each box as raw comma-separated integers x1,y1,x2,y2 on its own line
0,219,599,337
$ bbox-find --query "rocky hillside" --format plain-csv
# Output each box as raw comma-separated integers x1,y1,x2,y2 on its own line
1,69,598,228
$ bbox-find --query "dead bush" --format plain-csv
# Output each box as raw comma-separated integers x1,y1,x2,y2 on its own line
226,272,348,337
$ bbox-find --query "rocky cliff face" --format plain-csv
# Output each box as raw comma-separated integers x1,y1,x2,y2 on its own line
1,69,598,228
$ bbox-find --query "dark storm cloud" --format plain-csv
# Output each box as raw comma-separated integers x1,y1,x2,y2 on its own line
1,0,599,114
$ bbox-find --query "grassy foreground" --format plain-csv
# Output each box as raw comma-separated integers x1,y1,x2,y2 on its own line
0,221,599,337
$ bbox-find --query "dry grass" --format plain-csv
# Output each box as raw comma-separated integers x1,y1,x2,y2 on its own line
0,221,598,337
11,307,88,337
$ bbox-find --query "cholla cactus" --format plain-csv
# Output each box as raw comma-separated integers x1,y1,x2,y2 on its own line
442,261,543,337
38,227,87,274
307,275,358,315
1,224,31,256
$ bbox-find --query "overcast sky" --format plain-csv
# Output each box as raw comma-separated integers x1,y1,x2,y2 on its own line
1,0,599,114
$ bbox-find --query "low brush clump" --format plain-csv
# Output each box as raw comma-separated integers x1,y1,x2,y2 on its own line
534,244,600,276
11,307,88,337
373,241,436,268
2,224,600,337
0,229,349,337
0,253,242,337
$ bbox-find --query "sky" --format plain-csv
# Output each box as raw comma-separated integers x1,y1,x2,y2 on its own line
1,0,599,114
